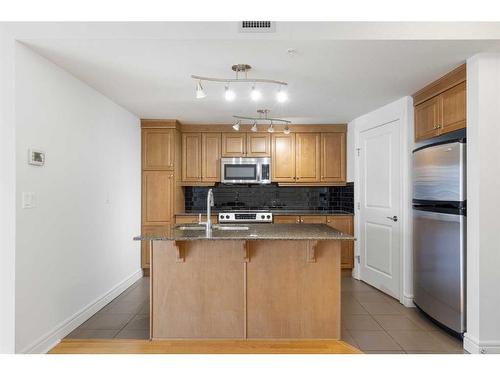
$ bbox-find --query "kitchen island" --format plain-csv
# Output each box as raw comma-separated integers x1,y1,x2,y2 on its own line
134,223,354,340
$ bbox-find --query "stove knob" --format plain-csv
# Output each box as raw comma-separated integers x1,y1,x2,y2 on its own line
267,215,271,219
226,215,230,219
261,215,265,219
220,214,224,219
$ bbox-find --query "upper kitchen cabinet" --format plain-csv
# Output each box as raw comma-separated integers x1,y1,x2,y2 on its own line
182,133,202,182
415,96,441,141
321,132,346,183
222,132,246,157
295,133,321,183
142,128,175,170
246,133,271,157
271,133,296,182
201,133,221,182
413,64,466,142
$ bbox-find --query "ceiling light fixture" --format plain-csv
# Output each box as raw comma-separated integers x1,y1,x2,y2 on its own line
251,121,258,132
276,86,288,103
195,80,206,99
233,109,290,134
250,84,261,101
267,121,274,133
192,64,288,103
232,120,241,131
224,84,236,101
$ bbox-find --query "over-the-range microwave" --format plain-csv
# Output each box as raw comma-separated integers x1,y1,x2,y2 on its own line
220,157,271,184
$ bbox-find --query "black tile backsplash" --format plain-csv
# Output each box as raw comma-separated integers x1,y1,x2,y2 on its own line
184,182,354,213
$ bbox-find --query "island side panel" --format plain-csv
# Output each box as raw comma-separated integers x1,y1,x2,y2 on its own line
247,240,341,339
152,240,245,339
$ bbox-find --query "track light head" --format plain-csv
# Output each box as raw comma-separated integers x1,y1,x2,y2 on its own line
251,121,258,132
277,86,288,103
283,125,290,135
195,80,207,99
232,121,241,131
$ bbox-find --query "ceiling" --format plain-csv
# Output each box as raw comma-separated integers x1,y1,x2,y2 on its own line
21,25,500,124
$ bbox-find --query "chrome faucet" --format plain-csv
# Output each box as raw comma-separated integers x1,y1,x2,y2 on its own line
199,188,214,231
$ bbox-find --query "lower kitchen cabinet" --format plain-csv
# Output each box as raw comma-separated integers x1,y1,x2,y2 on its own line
327,216,354,269
273,214,354,269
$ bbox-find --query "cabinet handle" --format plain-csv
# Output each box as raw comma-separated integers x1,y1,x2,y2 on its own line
300,218,304,223
296,219,300,223
436,124,441,129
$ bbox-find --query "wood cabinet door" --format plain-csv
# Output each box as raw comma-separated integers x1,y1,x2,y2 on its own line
415,96,440,141
295,133,321,183
142,128,175,170
142,171,174,225
441,81,466,135
271,133,296,182
246,133,271,157
182,133,202,182
327,216,354,269
202,133,221,182
274,215,301,224
300,215,327,224
222,133,246,156
321,132,346,183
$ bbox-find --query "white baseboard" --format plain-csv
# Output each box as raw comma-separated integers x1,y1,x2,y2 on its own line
401,294,415,307
19,269,143,354
464,333,500,354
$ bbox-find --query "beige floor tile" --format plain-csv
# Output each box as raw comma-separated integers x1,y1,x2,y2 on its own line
430,330,464,353
100,299,144,314
115,330,150,339
359,301,404,315
341,329,359,349
350,331,402,351
403,309,441,331
372,315,425,331
123,314,149,330
79,313,134,330
65,329,119,339
387,330,450,352
341,299,369,315
351,291,393,303
342,314,383,331
341,278,375,293
138,302,150,314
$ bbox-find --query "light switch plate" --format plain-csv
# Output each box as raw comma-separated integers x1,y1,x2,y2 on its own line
22,192,35,209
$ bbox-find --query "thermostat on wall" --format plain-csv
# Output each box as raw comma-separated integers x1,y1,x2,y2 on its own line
28,148,45,166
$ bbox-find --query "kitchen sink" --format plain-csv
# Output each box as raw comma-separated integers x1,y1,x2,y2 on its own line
175,225,249,231
213,225,249,231
176,226,206,231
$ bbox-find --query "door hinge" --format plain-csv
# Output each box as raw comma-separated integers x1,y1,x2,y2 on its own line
356,148,361,156
355,255,361,264
357,202,360,210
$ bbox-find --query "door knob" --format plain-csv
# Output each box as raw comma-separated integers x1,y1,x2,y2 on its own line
386,216,398,222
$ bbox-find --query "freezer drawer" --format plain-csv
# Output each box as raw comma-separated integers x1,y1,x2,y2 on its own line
413,141,466,202
413,208,466,333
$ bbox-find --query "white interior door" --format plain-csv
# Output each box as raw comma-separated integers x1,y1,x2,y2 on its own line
359,120,401,298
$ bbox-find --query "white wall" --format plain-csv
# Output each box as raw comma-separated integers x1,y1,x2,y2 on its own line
14,43,141,353
464,53,500,354
0,26,16,354
349,97,414,306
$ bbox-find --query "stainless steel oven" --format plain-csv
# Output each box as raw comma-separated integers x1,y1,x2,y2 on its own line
220,157,271,184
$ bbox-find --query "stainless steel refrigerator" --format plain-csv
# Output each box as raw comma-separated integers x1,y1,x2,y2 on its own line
412,139,466,335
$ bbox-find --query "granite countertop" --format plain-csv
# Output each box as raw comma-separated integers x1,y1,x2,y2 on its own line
175,210,353,216
134,223,355,241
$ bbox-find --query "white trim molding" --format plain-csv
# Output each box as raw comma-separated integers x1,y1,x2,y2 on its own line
18,269,143,354
464,334,500,354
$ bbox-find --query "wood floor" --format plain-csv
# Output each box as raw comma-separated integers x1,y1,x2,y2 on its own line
49,339,361,354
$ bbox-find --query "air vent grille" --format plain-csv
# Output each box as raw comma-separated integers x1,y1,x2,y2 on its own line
239,21,276,33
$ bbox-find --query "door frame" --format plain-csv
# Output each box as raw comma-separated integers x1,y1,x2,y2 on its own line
351,96,414,306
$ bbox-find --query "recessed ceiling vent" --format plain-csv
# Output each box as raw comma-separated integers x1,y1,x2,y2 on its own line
239,21,276,33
